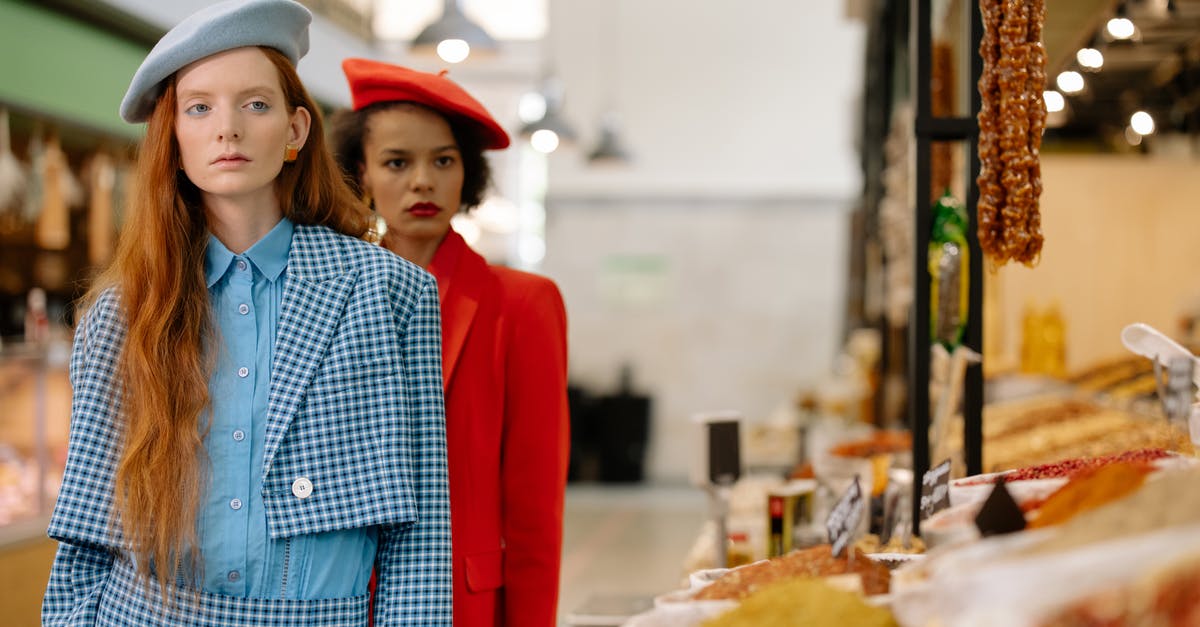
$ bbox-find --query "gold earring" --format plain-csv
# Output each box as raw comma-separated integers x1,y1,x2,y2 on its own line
284,143,299,162
364,194,388,245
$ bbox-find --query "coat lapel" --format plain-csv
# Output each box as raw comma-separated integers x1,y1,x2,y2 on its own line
441,282,479,389
432,230,486,390
263,225,358,469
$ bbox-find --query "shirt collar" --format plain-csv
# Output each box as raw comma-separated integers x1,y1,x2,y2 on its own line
244,218,293,282
203,218,294,287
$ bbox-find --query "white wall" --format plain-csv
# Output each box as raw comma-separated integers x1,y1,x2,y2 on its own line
541,2,865,482
544,197,850,481
546,1,865,198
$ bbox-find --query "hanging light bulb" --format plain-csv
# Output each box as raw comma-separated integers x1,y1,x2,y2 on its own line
1056,71,1085,94
1076,47,1104,70
1043,91,1070,128
1130,110,1155,135
1043,90,1065,113
1106,17,1136,39
1106,4,1138,41
412,0,497,63
518,92,548,124
530,129,560,154
519,75,577,154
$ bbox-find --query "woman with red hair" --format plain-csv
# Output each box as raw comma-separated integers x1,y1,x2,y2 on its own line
42,2,450,624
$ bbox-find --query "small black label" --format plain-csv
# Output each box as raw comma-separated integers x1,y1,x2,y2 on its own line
826,477,864,557
920,459,953,522
973,478,1027,537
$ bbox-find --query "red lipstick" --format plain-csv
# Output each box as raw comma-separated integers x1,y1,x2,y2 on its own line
408,202,442,218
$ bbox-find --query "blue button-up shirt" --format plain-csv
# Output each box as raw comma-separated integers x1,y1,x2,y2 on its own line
201,218,377,599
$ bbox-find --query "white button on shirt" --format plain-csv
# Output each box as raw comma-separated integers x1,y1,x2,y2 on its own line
292,477,313,499
232,429,246,442
236,259,248,271
238,303,250,315
237,367,249,378
230,498,243,511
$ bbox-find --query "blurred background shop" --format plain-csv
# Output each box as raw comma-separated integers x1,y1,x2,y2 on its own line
4,0,1200,625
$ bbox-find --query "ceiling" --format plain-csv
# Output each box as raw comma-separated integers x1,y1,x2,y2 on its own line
1041,0,1200,146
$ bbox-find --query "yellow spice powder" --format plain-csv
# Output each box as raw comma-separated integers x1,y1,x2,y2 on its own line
703,577,898,627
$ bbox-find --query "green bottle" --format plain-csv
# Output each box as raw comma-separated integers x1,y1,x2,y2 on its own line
929,190,969,349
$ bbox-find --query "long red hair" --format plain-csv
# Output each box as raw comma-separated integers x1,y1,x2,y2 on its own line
84,47,368,592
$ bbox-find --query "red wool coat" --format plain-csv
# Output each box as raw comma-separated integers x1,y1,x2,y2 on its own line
428,229,570,627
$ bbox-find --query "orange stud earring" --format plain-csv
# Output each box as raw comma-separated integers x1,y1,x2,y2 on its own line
284,143,299,162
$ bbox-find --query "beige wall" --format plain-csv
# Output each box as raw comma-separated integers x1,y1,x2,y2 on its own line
990,154,1200,373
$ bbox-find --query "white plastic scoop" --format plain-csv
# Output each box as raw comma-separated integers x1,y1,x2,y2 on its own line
1120,322,1200,389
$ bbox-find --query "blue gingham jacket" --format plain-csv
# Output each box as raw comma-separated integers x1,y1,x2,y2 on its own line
43,224,452,626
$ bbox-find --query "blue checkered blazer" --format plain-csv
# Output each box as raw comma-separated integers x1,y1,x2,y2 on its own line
43,225,452,626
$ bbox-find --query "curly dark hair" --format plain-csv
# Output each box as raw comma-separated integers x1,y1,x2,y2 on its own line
329,101,492,211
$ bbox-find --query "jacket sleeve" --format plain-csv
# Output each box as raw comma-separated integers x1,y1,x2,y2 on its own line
42,541,114,625
502,279,571,627
374,276,452,626
44,305,116,625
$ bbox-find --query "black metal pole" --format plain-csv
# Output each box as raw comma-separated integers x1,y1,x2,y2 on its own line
909,0,932,537
909,0,985,535
963,0,985,478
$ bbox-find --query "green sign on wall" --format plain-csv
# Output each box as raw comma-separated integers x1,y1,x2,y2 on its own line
0,0,148,139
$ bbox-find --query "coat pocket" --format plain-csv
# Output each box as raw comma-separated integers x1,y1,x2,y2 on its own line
464,548,505,592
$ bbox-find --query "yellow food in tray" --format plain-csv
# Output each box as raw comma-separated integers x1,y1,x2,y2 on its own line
1103,372,1159,400
978,396,1190,473
1069,357,1153,393
703,578,897,627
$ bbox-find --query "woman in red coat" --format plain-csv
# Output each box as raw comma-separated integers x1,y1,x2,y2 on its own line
332,58,570,627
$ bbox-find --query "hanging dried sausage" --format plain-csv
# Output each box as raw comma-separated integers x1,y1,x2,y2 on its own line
977,0,1045,266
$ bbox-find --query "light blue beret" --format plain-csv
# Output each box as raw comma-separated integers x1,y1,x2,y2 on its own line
120,0,312,123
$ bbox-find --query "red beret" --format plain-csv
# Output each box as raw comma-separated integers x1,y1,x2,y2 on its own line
342,57,510,150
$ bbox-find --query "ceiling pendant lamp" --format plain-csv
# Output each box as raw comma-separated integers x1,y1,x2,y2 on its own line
586,2,631,165
519,76,578,154
587,112,632,165
412,0,497,64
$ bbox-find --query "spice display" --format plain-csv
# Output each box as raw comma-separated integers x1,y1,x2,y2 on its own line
830,431,912,458
703,578,898,627
980,396,1189,472
1023,468,1200,557
828,431,912,498
959,448,1172,485
694,544,891,600
854,532,926,555
984,398,1097,441
1026,461,1151,528
977,0,1046,266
